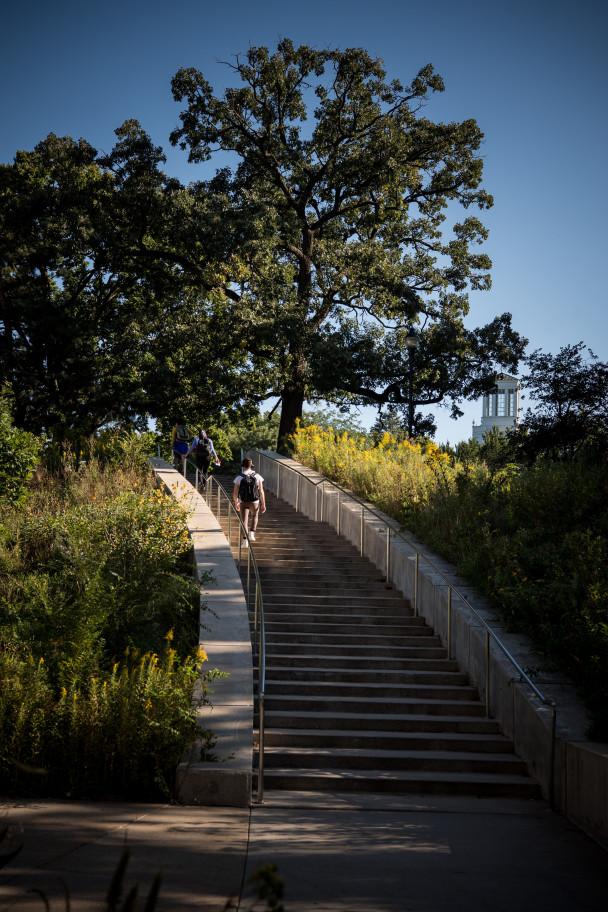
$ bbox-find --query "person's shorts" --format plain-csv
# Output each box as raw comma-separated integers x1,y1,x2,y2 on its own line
173,441,188,456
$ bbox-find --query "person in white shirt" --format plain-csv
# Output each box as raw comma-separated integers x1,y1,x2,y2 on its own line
233,457,266,544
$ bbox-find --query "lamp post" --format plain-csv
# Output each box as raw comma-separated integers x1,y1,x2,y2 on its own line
405,327,419,437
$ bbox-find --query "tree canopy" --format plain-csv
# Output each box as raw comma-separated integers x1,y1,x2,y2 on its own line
1,40,527,448
0,124,262,442
171,39,524,448
512,343,608,459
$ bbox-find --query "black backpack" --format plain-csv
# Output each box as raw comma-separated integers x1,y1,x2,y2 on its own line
196,436,212,458
239,472,259,502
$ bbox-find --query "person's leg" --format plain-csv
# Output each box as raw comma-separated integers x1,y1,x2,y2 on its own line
249,502,260,532
241,504,251,538
195,455,206,487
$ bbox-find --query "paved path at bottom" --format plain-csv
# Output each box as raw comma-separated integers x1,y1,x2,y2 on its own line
0,801,249,911
243,793,608,912
2,794,607,911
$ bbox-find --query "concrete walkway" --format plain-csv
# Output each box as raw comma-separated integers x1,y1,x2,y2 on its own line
2,795,607,911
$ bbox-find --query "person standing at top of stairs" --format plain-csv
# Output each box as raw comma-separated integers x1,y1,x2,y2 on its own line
233,457,267,544
190,428,221,486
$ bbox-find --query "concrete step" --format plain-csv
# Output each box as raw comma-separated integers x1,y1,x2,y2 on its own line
260,728,513,753
262,667,470,685
265,643,447,659
266,657,458,684
253,768,540,798
261,710,501,734
262,611,424,626
263,694,485,717
262,671,475,697
257,571,389,584
264,636,442,651
261,594,411,608
263,680,479,701
260,586,405,598
265,654,458,671
259,746,528,775
263,623,435,639
264,620,432,646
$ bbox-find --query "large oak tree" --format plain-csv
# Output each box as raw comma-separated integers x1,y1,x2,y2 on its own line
170,39,524,447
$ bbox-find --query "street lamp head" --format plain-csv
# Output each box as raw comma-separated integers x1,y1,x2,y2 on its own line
405,327,419,350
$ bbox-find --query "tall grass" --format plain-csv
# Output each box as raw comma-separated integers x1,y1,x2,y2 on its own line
293,424,608,737
0,436,210,797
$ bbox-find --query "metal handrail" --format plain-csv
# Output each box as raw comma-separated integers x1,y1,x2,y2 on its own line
183,457,267,803
255,447,559,805
253,450,554,710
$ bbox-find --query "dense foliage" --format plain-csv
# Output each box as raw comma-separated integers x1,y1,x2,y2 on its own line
171,39,525,448
0,388,40,504
293,423,608,737
1,39,528,449
0,432,208,798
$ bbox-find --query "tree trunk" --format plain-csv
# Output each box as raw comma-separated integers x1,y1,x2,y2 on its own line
277,385,305,454
276,227,313,454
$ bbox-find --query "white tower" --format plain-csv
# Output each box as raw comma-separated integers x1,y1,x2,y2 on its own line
472,374,520,444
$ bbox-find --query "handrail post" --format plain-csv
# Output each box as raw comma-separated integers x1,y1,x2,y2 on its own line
228,505,231,544
277,462,281,499
360,504,364,556
254,580,259,632
296,474,300,511
247,546,252,607
321,482,325,522
182,458,187,478
413,552,419,616
485,630,491,717
257,692,265,802
337,491,341,536
447,586,453,660
550,705,557,810
315,485,318,521
385,527,391,582
217,485,221,521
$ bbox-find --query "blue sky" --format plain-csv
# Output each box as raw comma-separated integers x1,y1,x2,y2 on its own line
2,0,607,442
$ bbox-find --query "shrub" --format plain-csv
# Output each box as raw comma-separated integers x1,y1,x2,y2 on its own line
0,388,40,504
0,442,209,797
292,424,608,737
0,643,208,798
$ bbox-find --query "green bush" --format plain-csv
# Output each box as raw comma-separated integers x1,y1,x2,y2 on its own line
0,388,40,504
0,644,207,798
0,445,210,797
293,425,608,738
406,457,608,737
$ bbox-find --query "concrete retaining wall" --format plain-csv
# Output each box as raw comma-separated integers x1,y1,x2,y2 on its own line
250,449,608,847
151,459,252,807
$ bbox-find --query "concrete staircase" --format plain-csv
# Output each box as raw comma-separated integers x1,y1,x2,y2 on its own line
214,476,539,798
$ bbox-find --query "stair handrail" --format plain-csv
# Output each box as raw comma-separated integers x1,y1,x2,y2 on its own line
253,450,555,716
184,457,267,803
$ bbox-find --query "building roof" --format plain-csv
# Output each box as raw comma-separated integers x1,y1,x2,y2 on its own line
495,373,519,383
